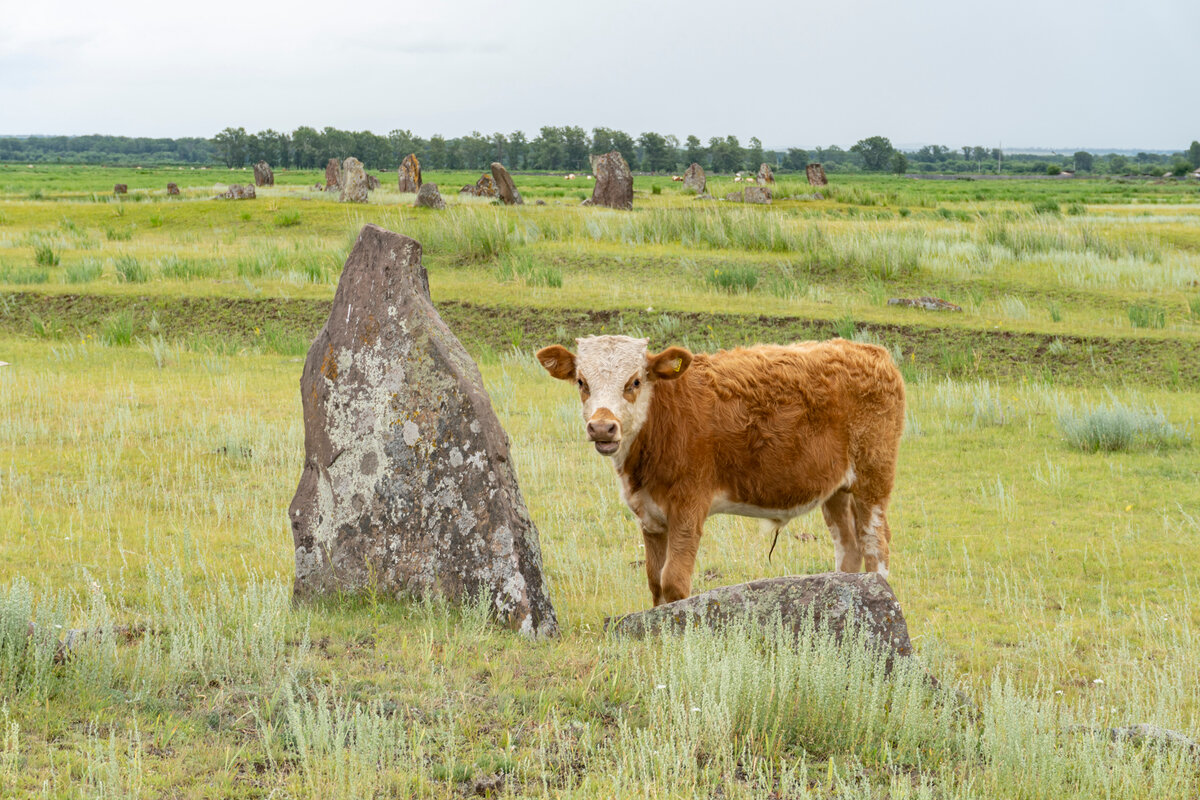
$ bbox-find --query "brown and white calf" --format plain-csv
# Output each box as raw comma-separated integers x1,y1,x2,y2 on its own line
537,335,906,606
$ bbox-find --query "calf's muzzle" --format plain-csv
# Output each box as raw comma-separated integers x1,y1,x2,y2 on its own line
586,412,621,455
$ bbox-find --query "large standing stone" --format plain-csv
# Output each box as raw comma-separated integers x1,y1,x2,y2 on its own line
414,183,446,209
806,163,828,186
325,158,342,191
744,185,772,204
682,162,706,194
460,173,498,198
588,151,633,210
490,162,523,205
339,157,369,203
253,161,274,187
397,154,422,193
609,573,912,658
289,224,558,637
756,162,774,185
166,183,180,196
216,184,256,200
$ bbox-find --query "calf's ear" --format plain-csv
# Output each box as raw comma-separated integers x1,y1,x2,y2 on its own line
647,346,693,380
536,345,576,380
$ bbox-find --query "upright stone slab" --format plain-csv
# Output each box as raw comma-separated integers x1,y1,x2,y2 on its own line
414,183,446,209
397,154,422,193
289,224,558,637
806,163,828,186
365,173,381,191
490,162,523,205
325,158,342,191
589,151,633,209
756,162,774,184
339,157,369,203
682,162,706,194
254,161,274,187
166,183,180,195
113,184,127,194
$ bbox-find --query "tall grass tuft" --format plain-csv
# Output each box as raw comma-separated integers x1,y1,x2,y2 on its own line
1057,396,1190,452
33,243,60,267
1127,303,1165,329
65,259,103,283
113,255,150,283
703,265,758,293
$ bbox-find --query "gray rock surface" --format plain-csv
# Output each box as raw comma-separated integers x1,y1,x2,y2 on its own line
744,185,772,204
217,184,255,200
253,161,274,187
397,154,422,193
682,162,706,194
588,151,633,209
608,573,912,658
339,157,369,203
724,190,744,202
325,158,342,191
415,182,446,209
756,162,774,184
887,297,963,312
490,162,523,205
806,163,828,186
289,224,558,637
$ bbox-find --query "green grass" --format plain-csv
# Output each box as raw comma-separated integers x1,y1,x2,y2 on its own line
1057,395,1191,452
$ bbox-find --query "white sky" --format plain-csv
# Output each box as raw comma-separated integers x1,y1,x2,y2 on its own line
2,0,1197,150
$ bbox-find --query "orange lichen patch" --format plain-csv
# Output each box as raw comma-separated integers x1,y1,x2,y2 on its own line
321,342,338,382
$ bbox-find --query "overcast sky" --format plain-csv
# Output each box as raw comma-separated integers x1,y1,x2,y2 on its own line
2,0,1197,150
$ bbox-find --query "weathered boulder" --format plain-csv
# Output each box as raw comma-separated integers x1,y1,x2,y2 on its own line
460,173,498,198
339,157,369,203
166,183,180,196
588,151,633,210
113,184,127,194
806,163,828,186
325,158,342,191
253,161,274,187
397,153,422,193
289,224,558,637
724,190,744,202
887,297,963,312
365,173,381,191
682,162,706,194
609,573,912,658
490,162,523,205
217,184,256,200
744,185,772,204
414,182,446,209
756,162,775,184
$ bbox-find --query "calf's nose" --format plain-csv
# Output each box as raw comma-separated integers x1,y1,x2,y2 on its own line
586,419,618,441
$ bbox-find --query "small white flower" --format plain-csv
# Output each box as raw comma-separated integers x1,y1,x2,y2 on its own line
1055,690,1063,695
1093,678,1104,685
654,684,666,690
690,707,700,713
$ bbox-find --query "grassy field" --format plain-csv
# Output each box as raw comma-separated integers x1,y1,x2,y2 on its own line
1,166,1199,797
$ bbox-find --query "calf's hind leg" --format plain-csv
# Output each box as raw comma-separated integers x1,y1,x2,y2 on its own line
854,496,892,578
821,489,862,572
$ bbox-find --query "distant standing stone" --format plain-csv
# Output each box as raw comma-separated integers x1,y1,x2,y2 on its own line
756,162,774,184
289,224,559,637
397,153,422,193
253,161,274,187
365,173,381,191
744,185,772,204
325,158,342,191
682,162,706,194
166,183,180,196
588,151,633,210
460,173,498,198
608,573,912,659
414,182,446,209
806,163,828,186
339,157,369,203
216,184,256,200
490,162,523,205
113,184,128,195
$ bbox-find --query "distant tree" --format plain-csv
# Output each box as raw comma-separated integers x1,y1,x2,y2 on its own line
213,127,249,167
610,130,637,167
491,132,508,165
563,126,590,170
638,131,673,172
961,146,972,160
425,135,447,170
591,127,616,155
458,131,491,170
388,129,423,170
1046,163,1062,175
915,144,951,163
1171,159,1193,176
665,135,681,170
851,136,896,171
685,135,705,166
508,131,528,169
530,126,565,170
1108,154,1128,173
746,136,764,170
1188,141,1200,168
784,148,808,171
1073,151,1094,172
890,151,908,174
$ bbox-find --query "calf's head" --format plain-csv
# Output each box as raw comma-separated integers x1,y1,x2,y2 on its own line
536,335,692,457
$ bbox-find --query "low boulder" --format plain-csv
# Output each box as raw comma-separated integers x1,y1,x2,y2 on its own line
414,182,446,209
887,297,963,312
253,161,274,187
166,183,180,196
460,173,498,198
339,157,369,203
682,162,706,194
397,153,422,193
724,190,744,202
588,151,633,210
609,573,912,658
490,162,523,205
744,185,772,204
113,184,127,194
217,184,256,200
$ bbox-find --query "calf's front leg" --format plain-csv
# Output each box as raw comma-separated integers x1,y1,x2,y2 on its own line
642,529,667,606
658,511,704,604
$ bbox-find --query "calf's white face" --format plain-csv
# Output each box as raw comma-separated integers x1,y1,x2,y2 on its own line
537,335,692,458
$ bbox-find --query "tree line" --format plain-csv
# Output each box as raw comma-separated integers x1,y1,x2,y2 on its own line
3,129,1198,177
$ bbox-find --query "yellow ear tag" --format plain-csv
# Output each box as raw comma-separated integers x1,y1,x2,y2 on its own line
673,358,682,373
